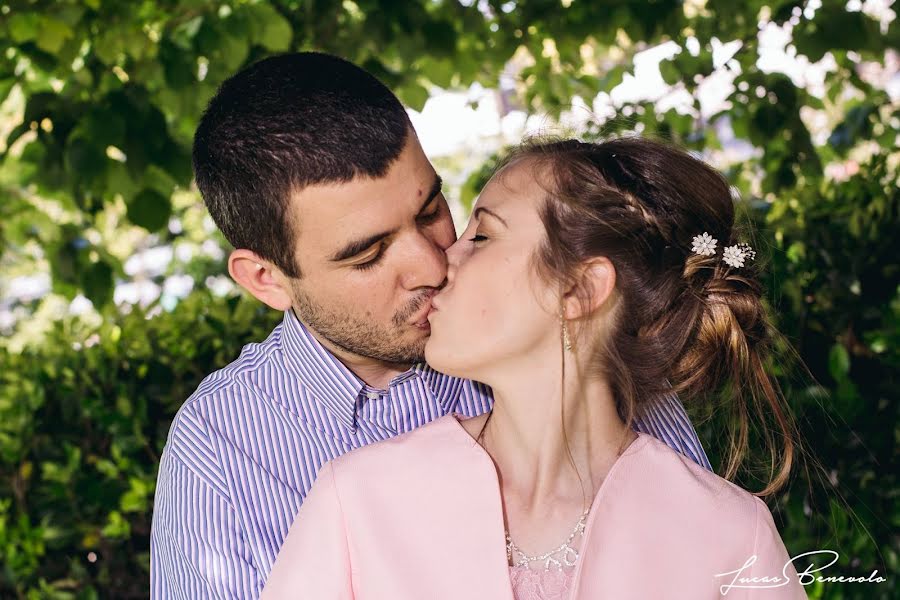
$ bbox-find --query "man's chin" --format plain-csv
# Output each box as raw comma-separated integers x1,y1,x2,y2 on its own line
394,326,428,363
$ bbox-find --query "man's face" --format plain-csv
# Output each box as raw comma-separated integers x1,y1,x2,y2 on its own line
286,132,455,365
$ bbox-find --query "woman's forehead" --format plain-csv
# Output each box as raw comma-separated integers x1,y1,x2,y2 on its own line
477,159,544,209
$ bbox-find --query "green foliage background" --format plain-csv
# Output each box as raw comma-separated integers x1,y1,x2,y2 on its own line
0,0,897,598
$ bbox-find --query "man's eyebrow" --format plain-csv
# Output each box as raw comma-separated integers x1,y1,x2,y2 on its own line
330,176,443,263
418,175,443,213
473,206,508,227
330,230,395,262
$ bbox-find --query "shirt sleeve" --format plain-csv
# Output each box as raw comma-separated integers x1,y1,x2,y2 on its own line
632,390,712,470
151,449,262,599
261,462,354,600
747,497,808,599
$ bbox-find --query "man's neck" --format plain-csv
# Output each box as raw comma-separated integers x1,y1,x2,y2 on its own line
300,323,413,389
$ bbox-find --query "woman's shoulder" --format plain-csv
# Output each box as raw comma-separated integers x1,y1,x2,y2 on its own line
631,432,766,521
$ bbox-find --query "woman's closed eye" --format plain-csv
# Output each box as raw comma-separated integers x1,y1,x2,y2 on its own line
468,234,488,243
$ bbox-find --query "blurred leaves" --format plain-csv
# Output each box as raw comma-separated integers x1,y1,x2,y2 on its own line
0,290,281,597
0,0,898,598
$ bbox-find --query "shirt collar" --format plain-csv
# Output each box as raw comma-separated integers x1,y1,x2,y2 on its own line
280,310,365,430
279,310,467,429
410,361,469,416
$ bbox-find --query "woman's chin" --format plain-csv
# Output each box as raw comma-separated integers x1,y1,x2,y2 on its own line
424,339,466,379
423,339,442,370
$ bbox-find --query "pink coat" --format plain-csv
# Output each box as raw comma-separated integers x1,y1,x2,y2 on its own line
263,415,807,599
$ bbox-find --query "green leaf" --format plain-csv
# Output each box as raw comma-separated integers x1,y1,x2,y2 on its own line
251,4,293,52
421,58,456,89
105,162,140,202
35,17,74,54
659,58,680,86
397,81,429,112
126,189,172,232
101,511,131,539
81,260,114,308
8,13,41,43
597,65,626,93
828,344,851,380
64,137,107,185
220,33,250,72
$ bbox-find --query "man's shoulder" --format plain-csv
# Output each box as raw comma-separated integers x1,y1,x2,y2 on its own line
162,321,287,459
332,414,463,473
173,324,282,414
190,322,286,404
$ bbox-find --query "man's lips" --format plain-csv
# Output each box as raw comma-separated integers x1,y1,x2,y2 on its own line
410,298,435,327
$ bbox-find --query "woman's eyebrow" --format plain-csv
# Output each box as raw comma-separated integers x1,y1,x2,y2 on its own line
472,206,508,227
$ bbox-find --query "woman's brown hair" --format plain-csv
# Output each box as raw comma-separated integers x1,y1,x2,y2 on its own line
501,136,797,496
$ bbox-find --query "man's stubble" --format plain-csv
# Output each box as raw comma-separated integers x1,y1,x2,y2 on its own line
290,280,432,365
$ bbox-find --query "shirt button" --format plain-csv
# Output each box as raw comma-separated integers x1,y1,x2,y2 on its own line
366,392,379,400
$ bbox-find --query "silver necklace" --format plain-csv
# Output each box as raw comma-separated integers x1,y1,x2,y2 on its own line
477,415,590,571
505,509,589,570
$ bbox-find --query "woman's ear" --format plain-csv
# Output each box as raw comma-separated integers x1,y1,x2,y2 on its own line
562,257,616,320
228,249,293,311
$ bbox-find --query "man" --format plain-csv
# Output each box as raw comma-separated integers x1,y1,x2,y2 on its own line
150,52,710,598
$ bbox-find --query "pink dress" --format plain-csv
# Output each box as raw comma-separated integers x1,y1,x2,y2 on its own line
509,566,574,600
263,415,808,599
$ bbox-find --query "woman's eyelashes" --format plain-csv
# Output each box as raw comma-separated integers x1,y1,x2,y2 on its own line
468,233,488,244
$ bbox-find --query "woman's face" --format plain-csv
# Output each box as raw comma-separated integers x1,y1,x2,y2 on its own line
425,161,559,381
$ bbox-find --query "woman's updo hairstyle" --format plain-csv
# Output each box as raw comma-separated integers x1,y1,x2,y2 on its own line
502,136,795,495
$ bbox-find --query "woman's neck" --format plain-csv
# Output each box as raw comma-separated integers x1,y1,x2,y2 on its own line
471,366,635,511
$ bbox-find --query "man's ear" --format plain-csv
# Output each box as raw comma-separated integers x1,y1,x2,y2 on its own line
562,256,616,320
228,249,293,311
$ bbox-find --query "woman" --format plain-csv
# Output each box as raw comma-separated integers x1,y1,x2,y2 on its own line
262,137,808,599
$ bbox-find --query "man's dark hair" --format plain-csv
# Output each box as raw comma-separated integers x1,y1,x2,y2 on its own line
192,52,412,277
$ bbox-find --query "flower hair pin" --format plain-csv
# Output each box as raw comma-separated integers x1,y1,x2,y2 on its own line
691,232,756,268
691,232,717,256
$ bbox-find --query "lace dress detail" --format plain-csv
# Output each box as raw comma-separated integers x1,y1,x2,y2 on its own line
509,566,574,600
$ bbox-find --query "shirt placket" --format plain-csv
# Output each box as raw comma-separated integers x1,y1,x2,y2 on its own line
358,388,396,436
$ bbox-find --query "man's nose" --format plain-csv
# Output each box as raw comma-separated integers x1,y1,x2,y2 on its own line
401,233,448,289
445,235,467,266
442,237,467,284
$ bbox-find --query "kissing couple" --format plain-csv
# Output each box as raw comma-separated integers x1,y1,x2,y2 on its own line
151,52,806,600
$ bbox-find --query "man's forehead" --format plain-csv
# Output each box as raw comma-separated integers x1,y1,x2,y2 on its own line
297,168,435,213
288,170,439,251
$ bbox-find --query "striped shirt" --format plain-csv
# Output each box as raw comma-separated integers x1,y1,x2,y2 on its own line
150,309,710,599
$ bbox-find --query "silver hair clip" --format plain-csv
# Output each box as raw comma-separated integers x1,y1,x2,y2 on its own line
691,232,717,256
691,233,756,268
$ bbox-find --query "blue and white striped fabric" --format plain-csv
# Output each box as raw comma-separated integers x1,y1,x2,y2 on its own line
150,309,710,599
